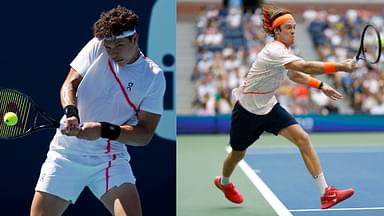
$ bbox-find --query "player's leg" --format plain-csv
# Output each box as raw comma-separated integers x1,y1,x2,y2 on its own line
30,191,70,216
89,157,139,215
214,149,246,204
100,183,142,216
32,151,89,215
278,124,322,177
223,102,262,177
264,104,323,182
273,105,328,193
222,150,246,179
269,102,354,208
278,124,354,208
214,102,263,204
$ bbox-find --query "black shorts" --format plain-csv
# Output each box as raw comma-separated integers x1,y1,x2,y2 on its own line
229,102,298,151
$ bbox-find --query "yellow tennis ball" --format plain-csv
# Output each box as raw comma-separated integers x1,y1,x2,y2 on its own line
378,36,384,49
3,112,18,126
381,37,384,49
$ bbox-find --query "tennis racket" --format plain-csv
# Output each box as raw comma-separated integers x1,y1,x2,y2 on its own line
0,88,63,139
355,24,382,64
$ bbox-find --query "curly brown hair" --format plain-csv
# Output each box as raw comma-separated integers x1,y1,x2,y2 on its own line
93,6,139,40
261,4,292,37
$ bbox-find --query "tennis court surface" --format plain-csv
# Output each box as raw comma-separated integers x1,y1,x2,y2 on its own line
177,133,384,216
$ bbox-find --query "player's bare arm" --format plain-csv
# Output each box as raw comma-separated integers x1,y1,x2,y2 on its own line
285,59,356,75
60,68,83,135
287,70,343,101
77,111,161,146
287,70,311,84
118,111,161,145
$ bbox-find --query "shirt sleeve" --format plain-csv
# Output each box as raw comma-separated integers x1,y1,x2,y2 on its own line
70,37,104,77
139,67,166,115
270,43,302,66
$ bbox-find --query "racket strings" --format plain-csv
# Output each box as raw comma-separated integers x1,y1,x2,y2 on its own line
0,89,32,137
361,26,381,64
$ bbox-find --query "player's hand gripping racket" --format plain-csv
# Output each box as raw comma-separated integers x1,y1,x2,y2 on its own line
354,24,382,64
0,88,64,139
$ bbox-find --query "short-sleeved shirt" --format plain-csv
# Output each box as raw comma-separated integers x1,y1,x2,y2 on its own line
49,37,166,157
233,40,302,115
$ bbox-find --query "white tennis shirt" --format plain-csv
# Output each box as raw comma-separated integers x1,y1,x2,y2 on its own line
233,40,302,115
50,37,166,157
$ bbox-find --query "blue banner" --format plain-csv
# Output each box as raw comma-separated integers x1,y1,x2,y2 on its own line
177,114,384,134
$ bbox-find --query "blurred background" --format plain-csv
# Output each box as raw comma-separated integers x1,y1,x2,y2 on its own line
177,0,384,216
178,0,384,118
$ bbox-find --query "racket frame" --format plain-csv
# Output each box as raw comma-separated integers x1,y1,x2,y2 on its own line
355,24,382,64
0,88,61,139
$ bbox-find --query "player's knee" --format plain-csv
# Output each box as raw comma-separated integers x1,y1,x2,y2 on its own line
295,132,311,150
114,204,142,216
30,192,69,216
103,183,142,216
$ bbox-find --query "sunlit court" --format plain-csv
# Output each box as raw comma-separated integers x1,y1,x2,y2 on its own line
177,133,384,216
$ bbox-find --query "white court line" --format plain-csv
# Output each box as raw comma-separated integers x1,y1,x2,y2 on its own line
226,146,293,216
290,207,384,212
241,146,384,215
247,147,384,155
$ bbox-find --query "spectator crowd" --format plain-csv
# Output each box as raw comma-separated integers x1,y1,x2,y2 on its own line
191,4,384,115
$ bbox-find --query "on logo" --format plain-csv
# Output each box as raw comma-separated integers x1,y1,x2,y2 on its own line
126,82,134,91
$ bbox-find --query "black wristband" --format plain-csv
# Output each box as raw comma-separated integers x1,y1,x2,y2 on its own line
318,82,324,90
100,122,121,140
63,105,80,121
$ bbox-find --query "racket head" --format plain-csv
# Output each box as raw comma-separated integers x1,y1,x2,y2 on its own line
356,24,382,64
0,88,58,139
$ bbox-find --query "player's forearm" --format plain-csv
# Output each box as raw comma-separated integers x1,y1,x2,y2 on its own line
302,61,349,74
287,71,310,85
77,122,157,145
288,70,325,90
300,61,326,74
286,60,347,75
117,124,155,146
94,112,160,146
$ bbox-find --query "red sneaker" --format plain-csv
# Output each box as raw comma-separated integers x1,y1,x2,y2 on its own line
214,176,244,204
321,186,354,209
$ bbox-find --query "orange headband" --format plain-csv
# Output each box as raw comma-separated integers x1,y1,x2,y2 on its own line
272,14,295,29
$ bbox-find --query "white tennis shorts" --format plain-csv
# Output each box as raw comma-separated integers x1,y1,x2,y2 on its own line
35,150,136,203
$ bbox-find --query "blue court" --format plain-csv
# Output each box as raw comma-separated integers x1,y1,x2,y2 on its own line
244,146,384,216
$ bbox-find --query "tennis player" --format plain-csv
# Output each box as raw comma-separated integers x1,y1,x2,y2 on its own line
214,5,355,209
30,6,165,216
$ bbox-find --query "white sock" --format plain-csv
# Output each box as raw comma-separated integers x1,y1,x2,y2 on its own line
314,173,328,194
221,176,230,185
